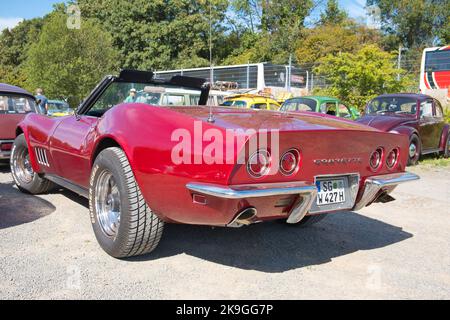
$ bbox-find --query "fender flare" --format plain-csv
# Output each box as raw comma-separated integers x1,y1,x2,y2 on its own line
439,124,450,151
390,126,419,142
15,124,41,173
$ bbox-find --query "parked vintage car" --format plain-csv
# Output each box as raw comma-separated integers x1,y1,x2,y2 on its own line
47,100,73,117
280,96,360,120
221,93,281,110
357,93,450,165
0,83,39,160
135,87,231,106
11,70,419,258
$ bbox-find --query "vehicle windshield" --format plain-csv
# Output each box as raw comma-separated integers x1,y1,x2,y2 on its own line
366,97,417,116
221,100,248,108
48,101,70,111
0,94,37,114
87,81,203,117
281,98,317,112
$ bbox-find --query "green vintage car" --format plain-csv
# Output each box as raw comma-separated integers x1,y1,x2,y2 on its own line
280,96,360,120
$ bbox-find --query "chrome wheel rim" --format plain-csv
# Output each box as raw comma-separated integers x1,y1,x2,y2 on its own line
95,170,121,239
409,143,417,158
13,146,34,184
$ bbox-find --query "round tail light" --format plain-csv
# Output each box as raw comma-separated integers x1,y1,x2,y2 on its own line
370,148,383,171
247,150,271,178
386,148,399,169
280,149,301,176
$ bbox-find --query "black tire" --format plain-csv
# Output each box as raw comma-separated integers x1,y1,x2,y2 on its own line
10,134,54,194
407,134,421,166
444,133,450,158
296,214,328,227
89,147,164,259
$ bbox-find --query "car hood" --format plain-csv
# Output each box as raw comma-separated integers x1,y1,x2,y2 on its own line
169,107,379,133
356,115,415,132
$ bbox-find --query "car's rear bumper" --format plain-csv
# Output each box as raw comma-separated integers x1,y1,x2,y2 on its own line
0,140,14,159
353,172,420,210
186,172,419,226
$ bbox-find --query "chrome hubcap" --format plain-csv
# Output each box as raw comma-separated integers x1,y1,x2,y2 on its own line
409,143,417,158
13,147,34,184
95,170,121,239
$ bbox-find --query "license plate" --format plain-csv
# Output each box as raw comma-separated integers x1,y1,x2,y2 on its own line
316,179,346,206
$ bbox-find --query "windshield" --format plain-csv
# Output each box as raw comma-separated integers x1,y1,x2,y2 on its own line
87,81,203,117
0,94,37,114
366,97,417,116
281,98,317,112
221,100,248,108
48,101,70,111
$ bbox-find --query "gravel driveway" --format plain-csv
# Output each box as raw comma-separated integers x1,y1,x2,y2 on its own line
0,162,449,299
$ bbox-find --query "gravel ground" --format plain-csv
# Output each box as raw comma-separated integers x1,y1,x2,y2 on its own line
0,162,449,300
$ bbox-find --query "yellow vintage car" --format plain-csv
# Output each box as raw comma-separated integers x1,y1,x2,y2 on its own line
221,94,281,110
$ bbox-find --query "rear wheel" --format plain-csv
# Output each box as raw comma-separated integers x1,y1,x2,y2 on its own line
89,147,164,259
295,214,328,227
407,134,421,166
10,134,54,194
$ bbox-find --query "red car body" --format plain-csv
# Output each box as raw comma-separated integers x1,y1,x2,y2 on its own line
14,72,419,228
357,93,450,165
0,84,37,159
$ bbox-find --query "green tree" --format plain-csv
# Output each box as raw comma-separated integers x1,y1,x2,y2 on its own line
24,13,119,106
319,0,348,25
0,18,44,87
74,0,229,70
367,0,450,48
314,44,413,109
295,21,380,65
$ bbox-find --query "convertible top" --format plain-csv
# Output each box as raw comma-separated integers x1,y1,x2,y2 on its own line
0,83,35,100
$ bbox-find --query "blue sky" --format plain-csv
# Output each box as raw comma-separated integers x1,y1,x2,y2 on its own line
0,0,368,31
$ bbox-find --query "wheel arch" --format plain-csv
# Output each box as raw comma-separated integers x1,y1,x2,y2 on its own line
14,125,41,172
91,136,127,168
392,126,420,141
439,123,450,151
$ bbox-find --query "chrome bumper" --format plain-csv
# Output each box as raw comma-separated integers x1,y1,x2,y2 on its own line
0,140,13,159
353,172,420,210
186,171,419,225
186,182,318,224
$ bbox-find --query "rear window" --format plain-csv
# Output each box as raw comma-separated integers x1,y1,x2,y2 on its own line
0,95,37,114
425,50,450,72
281,98,316,112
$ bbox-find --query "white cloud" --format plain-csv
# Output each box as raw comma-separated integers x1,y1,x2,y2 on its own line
0,17,24,31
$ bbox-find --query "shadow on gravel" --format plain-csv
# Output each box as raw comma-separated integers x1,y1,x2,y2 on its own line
133,212,413,273
0,181,56,230
0,161,10,173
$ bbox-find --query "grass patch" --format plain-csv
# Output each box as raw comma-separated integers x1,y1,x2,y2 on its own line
418,154,450,167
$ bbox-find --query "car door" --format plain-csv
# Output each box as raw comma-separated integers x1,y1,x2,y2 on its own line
337,103,353,119
49,115,99,187
432,100,446,149
418,98,440,150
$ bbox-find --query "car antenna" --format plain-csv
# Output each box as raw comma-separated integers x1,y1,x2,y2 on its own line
207,0,215,123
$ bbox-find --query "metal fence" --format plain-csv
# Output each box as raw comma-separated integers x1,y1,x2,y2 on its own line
155,60,422,95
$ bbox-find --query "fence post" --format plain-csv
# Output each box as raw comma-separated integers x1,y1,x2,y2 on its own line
247,61,250,89
288,54,292,92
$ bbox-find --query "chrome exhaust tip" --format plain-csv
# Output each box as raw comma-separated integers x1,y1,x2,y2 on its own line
227,207,258,228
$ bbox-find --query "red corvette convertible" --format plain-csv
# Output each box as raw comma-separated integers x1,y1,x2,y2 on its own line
11,70,419,258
